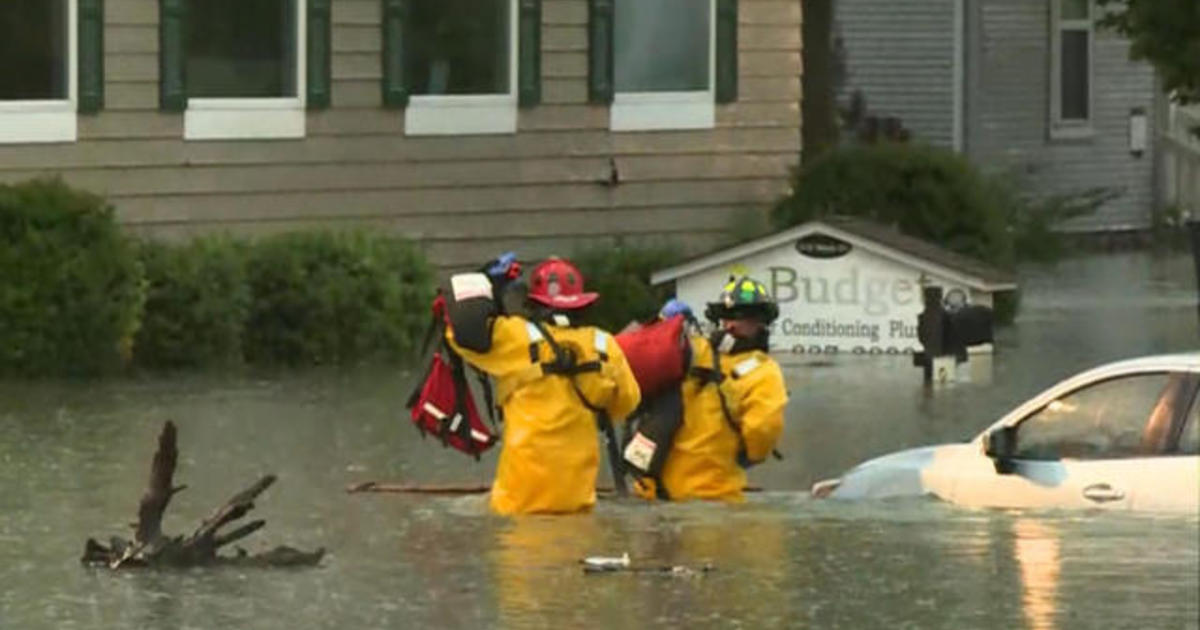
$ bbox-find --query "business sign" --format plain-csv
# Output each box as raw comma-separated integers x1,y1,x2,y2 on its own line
672,233,984,356
795,233,852,259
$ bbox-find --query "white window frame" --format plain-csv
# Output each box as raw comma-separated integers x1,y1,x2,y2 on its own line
611,0,716,132
0,0,78,144
184,0,306,141
1049,0,1094,140
404,0,519,136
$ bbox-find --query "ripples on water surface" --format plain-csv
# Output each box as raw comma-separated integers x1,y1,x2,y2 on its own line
1,253,1197,629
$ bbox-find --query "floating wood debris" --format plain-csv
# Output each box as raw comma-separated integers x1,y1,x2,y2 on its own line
81,421,325,569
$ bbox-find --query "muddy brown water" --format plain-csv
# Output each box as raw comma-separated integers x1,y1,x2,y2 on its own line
1,252,1196,629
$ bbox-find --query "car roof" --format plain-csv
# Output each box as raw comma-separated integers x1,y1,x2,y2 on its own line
1085,352,1200,374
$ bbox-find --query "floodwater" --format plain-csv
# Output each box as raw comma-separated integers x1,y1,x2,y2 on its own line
1,252,1196,629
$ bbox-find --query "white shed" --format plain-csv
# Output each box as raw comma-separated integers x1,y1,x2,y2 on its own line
651,217,1017,356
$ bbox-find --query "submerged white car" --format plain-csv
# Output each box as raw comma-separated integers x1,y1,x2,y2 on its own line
813,353,1200,513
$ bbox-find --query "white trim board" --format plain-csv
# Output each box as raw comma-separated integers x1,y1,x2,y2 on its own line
184,98,306,140
650,221,1018,292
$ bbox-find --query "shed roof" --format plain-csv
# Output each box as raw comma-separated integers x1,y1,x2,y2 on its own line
651,216,1018,292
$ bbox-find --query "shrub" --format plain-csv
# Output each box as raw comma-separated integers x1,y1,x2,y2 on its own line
133,237,251,369
571,244,681,333
1003,185,1122,262
243,231,434,366
0,178,144,377
771,143,1016,268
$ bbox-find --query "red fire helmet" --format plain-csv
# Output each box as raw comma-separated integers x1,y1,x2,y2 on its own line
527,257,598,310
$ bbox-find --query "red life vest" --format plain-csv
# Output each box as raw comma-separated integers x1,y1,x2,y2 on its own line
614,314,688,398
408,351,497,459
406,293,497,459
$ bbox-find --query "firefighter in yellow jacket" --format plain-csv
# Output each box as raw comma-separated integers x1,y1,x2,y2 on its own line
636,276,788,502
445,256,641,515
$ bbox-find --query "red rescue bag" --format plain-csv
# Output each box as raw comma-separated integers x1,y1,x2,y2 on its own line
408,352,497,459
614,314,688,398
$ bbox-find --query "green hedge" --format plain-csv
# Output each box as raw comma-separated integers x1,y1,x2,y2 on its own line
571,245,681,333
0,178,437,376
243,231,434,366
772,143,1016,267
0,179,144,377
133,237,250,370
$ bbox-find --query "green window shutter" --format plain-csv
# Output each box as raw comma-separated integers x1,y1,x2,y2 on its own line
588,0,613,104
307,0,331,109
715,0,738,103
381,0,408,108
518,0,541,107
78,0,105,113
159,0,186,111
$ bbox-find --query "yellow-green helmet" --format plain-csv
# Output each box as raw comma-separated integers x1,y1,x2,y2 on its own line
704,276,780,324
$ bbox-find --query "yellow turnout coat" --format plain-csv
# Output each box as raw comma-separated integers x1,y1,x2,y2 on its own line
449,316,641,515
639,335,787,502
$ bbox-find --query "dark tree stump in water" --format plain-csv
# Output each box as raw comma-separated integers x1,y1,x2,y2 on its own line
81,421,325,569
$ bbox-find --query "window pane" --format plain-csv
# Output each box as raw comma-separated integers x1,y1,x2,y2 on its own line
1060,30,1089,121
1015,374,1172,460
187,0,296,98
1179,395,1199,455
615,0,710,93
0,0,67,100
1060,0,1089,20
407,0,510,96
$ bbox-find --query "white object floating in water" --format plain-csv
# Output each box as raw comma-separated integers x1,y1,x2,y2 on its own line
581,552,630,572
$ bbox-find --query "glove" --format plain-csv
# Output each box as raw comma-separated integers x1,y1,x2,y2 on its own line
659,298,694,320
482,252,520,284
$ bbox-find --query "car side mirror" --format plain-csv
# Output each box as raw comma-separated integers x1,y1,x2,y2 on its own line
983,426,1018,475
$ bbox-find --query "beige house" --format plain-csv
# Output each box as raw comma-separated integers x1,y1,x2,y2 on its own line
0,0,802,269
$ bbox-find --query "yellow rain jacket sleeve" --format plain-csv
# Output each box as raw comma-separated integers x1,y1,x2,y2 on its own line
447,316,641,515
645,335,787,502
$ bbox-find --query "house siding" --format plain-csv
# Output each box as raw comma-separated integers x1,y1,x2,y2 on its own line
834,0,957,147
966,0,1158,231
836,0,1159,232
0,0,803,269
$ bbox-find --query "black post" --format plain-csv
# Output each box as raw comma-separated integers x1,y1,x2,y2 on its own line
1189,220,1200,320
915,286,945,384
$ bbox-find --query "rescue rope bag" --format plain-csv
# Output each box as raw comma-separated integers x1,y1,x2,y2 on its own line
614,314,688,398
616,315,691,491
405,293,498,460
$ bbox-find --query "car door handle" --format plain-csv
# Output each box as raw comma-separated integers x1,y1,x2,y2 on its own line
1082,483,1126,504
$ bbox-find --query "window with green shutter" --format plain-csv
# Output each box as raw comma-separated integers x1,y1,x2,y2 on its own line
1,0,70,101
160,0,318,140
0,0,79,143
382,0,540,135
596,0,737,132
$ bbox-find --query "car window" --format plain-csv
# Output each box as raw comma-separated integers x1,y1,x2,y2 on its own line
1179,391,1199,455
1014,373,1173,460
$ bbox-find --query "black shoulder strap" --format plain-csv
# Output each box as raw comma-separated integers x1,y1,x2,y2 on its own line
707,343,749,461
529,319,602,411
704,342,784,464
405,301,447,411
